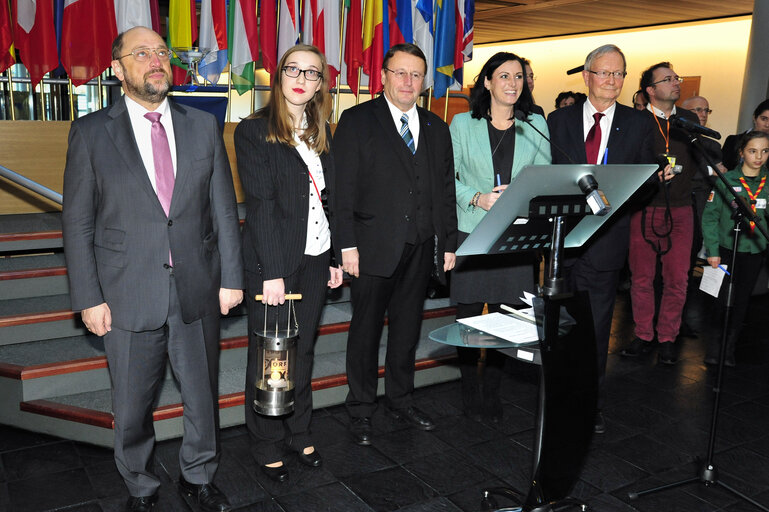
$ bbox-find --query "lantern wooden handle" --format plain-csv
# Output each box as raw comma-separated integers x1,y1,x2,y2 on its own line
254,293,303,301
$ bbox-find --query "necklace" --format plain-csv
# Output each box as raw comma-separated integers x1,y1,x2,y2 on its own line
490,120,513,158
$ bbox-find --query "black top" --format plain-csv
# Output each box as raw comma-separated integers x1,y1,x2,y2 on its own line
487,120,515,186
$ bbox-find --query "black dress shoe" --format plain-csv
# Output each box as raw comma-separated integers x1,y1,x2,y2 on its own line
388,406,436,431
621,337,652,357
594,412,606,434
658,341,678,365
178,476,231,512
261,464,289,482
350,416,373,446
125,495,157,512
297,449,322,467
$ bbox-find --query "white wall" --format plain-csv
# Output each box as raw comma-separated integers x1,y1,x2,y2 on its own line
468,16,752,139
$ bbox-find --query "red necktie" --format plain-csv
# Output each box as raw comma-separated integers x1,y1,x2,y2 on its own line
585,112,604,164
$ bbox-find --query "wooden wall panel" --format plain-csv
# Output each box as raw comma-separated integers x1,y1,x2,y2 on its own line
0,121,245,215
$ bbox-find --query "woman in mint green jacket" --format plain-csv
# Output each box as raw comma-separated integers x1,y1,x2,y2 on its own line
450,51,551,421
701,131,769,367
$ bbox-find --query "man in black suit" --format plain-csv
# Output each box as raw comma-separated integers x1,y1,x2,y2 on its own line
547,44,656,434
62,27,243,511
333,43,457,445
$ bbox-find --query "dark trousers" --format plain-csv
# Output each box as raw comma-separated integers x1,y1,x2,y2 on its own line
345,240,433,418
712,249,765,339
104,275,221,497
455,303,505,411
563,258,620,410
244,251,329,465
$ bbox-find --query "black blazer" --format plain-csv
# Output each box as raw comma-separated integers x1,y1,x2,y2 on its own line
62,97,244,329
547,101,656,270
333,95,458,278
234,116,336,281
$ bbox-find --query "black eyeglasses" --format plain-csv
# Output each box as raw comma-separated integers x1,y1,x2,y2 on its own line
690,107,712,114
585,70,627,79
118,47,172,62
282,66,322,81
652,76,684,86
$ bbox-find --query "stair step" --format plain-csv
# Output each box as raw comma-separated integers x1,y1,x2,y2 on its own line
19,351,458,431
0,252,68,299
0,212,64,252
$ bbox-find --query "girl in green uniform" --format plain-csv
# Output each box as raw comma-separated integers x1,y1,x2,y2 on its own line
702,131,769,366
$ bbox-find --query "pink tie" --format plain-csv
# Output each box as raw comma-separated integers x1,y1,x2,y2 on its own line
144,112,175,216
585,112,604,165
145,112,175,266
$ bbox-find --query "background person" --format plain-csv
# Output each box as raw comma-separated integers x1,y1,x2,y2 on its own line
234,44,344,483
702,131,769,367
722,99,769,170
450,51,551,422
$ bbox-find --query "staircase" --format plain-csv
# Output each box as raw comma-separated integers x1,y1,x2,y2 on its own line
0,212,458,448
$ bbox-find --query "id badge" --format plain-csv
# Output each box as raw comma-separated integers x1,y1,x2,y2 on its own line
757,198,767,209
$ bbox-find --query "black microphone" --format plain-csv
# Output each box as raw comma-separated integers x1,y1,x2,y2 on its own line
513,110,611,215
566,65,584,75
514,110,576,165
669,115,721,140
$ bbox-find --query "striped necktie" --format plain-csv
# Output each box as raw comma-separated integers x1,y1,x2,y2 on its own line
400,113,416,154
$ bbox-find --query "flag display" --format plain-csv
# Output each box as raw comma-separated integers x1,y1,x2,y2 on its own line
0,0,14,74
343,0,363,95
277,0,299,63
260,0,278,75
412,0,433,89
361,0,388,96
168,0,198,85
2,0,474,112
228,0,259,94
199,0,228,84
13,0,59,88
433,0,456,98
61,0,117,87
113,0,151,33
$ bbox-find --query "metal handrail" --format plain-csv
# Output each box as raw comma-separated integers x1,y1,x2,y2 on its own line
0,164,63,205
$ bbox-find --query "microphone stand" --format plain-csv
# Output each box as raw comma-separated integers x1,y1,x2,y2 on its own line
627,129,769,511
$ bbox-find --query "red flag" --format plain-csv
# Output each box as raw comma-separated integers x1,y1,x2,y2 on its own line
344,0,362,96
13,0,58,88
149,0,161,33
260,0,277,75
0,0,14,74
61,0,117,87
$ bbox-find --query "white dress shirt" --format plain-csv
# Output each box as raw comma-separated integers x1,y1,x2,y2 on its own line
294,130,331,256
583,99,616,164
124,96,178,191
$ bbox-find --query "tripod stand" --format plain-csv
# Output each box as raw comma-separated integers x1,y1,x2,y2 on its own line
627,133,769,511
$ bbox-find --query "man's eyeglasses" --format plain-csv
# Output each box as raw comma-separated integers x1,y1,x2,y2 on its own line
690,107,712,114
282,66,323,81
652,76,684,86
585,70,627,79
384,68,426,81
118,47,172,62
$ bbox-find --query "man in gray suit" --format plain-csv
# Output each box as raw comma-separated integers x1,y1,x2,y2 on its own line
62,27,243,512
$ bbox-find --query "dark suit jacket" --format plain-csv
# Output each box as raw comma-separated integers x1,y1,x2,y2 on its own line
62,97,244,330
547,101,656,270
234,116,336,280
332,95,458,278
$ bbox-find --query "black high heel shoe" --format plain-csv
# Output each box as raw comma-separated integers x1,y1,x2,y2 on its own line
297,448,322,467
261,463,289,482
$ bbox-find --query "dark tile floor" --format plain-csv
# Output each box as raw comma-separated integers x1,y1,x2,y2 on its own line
2,291,769,512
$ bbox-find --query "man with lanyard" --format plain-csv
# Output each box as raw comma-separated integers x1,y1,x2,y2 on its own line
621,62,701,364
